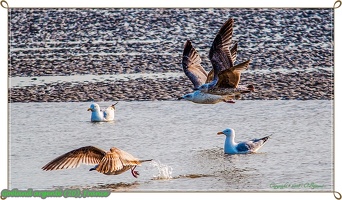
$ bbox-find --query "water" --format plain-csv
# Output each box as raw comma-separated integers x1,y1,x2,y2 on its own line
8,100,333,192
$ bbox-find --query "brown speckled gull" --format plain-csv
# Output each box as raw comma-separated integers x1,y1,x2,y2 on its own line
42,146,152,178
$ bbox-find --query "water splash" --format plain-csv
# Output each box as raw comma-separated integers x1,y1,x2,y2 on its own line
150,160,173,180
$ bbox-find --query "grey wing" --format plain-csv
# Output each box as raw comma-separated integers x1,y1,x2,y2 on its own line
182,40,208,89
236,136,270,153
42,146,107,170
236,141,252,153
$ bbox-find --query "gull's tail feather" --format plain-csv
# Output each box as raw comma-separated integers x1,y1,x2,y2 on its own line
259,135,271,144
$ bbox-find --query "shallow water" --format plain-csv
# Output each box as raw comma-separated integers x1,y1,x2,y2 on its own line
9,100,333,191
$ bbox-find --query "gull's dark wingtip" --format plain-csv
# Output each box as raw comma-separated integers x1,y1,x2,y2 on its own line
183,40,193,55
184,40,192,48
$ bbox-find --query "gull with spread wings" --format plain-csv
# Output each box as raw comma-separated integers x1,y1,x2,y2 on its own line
179,18,254,104
42,146,152,178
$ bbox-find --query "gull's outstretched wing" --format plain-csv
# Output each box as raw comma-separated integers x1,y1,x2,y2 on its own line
206,42,239,84
207,18,234,85
42,146,107,170
209,18,234,72
230,42,238,64
182,40,208,89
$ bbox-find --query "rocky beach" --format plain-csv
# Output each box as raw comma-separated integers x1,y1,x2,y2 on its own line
8,8,334,102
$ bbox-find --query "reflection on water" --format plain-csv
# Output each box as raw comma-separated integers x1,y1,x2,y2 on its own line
9,100,333,191
92,182,140,192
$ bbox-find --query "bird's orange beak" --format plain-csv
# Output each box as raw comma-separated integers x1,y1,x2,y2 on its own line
217,132,224,135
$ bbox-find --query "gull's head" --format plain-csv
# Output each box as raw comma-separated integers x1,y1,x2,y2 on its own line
198,83,210,92
87,103,100,112
217,128,235,137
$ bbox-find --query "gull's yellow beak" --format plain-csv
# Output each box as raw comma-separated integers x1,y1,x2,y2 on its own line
87,108,92,111
217,132,224,135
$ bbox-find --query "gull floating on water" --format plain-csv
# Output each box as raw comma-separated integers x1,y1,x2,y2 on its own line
87,102,118,122
217,128,271,154
42,146,152,178
180,18,254,104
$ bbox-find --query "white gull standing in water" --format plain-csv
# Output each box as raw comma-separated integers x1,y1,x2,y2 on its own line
87,102,118,122
217,128,271,154
42,146,152,178
179,18,254,104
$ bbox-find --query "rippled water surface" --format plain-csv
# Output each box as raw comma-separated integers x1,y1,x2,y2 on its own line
9,100,333,191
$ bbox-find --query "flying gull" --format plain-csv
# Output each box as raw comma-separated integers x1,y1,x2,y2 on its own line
42,146,152,178
87,102,118,122
217,128,271,154
179,90,243,104
198,18,252,93
180,18,254,104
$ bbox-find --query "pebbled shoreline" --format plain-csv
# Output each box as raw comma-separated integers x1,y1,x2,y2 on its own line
8,8,334,102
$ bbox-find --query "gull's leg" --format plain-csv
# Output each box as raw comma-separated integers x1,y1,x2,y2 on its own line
131,166,139,178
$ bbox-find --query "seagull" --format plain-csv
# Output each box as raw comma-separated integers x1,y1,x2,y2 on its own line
180,40,253,104
217,128,271,154
179,88,246,104
42,146,152,178
87,102,118,122
180,18,254,104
